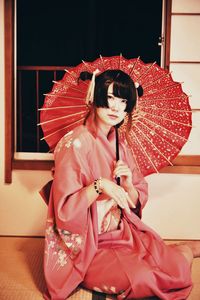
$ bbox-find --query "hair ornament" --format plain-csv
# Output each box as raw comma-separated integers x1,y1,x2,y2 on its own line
134,81,143,97
134,82,140,89
86,69,100,105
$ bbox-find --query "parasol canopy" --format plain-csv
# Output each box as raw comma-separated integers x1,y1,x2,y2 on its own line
39,55,192,176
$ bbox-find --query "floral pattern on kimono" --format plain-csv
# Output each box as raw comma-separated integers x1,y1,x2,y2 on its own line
45,219,84,270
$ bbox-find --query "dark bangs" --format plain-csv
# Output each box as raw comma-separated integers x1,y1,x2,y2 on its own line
94,70,137,113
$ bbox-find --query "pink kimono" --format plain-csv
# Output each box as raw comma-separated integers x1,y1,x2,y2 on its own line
41,121,192,300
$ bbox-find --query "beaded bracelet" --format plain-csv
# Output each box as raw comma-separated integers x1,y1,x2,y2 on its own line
94,177,102,194
98,177,102,192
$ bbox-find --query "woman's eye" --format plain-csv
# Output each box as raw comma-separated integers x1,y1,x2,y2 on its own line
121,99,127,104
107,95,114,100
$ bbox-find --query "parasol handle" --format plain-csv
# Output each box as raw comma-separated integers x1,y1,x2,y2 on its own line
115,126,120,186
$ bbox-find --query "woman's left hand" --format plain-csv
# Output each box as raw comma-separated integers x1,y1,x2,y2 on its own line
113,160,133,190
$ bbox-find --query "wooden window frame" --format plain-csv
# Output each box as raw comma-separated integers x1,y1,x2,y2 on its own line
4,0,200,183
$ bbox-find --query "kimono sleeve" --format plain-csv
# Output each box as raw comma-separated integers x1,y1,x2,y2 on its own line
52,134,92,235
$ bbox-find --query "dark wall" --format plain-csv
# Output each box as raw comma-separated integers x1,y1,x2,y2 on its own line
17,0,163,66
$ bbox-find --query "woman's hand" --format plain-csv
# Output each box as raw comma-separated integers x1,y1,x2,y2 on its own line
113,160,138,207
113,160,133,190
101,178,134,214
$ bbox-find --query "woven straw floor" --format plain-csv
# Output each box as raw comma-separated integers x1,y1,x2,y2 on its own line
0,237,199,300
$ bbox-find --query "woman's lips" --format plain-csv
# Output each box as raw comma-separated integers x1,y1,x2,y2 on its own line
108,114,118,120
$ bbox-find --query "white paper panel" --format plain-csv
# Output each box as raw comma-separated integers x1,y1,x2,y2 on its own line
143,173,200,239
170,15,200,61
180,111,200,155
170,63,200,109
172,0,200,13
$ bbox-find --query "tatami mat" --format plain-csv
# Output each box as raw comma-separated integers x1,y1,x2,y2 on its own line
0,237,199,299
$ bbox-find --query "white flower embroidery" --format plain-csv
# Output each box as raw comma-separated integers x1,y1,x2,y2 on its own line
54,139,63,153
75,236,83,245
49,241,55,248
97,285,117,294
46,225,54,236
65,138,73,148
64,130,73,137
57,250,67,266
66,242,73,248
110,286,116,293
93,287,103,292
73,138,81,148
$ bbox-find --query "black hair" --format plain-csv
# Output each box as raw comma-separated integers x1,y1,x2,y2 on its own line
94,70,136,113
79,70,143,113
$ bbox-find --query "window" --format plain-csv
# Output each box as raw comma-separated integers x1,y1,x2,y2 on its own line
4,0,200,183
16,0,163,154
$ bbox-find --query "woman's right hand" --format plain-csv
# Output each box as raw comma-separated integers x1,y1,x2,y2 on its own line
101,178,133,214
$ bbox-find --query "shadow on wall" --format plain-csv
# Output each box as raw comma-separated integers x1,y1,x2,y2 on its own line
13,170,52,193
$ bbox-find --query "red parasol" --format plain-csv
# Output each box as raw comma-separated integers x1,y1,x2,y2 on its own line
39,55,192,176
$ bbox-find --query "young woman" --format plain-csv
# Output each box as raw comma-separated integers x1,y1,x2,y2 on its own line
41,70,199,299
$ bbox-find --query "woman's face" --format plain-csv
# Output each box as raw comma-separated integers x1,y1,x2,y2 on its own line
96,83,127,133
